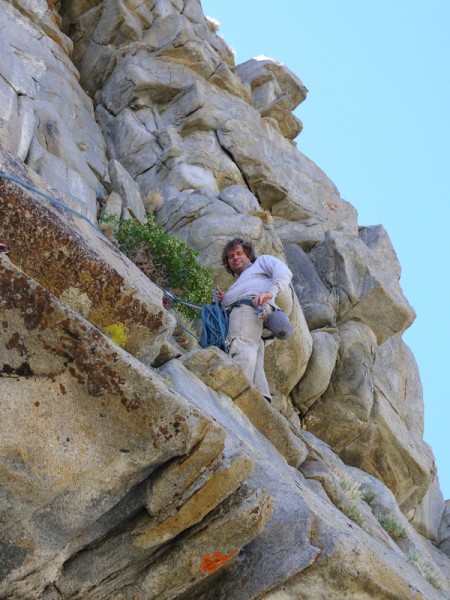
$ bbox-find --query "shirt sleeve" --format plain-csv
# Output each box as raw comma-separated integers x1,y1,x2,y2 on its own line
258,255,293,299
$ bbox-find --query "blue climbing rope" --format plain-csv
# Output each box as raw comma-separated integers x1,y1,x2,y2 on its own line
160,286,229,353
0,172,103,234
199,289,229,353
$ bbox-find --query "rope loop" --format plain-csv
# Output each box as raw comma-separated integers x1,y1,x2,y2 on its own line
159,285,228,352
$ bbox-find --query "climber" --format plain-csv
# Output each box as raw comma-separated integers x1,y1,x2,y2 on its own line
215,237,292,403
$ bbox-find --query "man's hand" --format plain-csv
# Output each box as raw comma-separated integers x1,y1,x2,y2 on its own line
252,292,273,307
214,287,225,304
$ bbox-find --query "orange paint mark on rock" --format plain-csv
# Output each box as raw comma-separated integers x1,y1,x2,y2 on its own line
200,549,238,574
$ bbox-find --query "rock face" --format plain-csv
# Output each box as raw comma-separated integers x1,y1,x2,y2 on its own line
0,1,448,598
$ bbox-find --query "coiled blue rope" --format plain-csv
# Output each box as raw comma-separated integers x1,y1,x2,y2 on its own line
199,289,229,353
160,287,229,353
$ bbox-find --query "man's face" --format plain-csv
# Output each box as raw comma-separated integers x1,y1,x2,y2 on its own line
227,245,251,275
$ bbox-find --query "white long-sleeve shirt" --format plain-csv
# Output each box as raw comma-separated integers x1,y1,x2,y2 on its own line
222,255,292,308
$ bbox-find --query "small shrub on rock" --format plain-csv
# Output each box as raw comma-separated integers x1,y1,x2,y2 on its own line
102,215,213,320
406,550,441,589
378,514,407,539
362,488,376,503
342,504,364,527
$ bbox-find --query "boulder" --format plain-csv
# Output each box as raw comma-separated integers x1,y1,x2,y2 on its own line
264,289,313,405
292,328,340,415
303,320,436,512
182,0,236,66
218,184,261,213
217,117,358,236
303,320,377,450
179,346,250,399
179,130,247,190
411,476,446,542
101,53,198,116
99,190,123,220
310,231,416,343
145,13,216,70
283,241,336,329
207,61,252,103
61,0,156,95
373,334,425,438
236,55,308,109
96,105,162,182
9,0,72,55
234,387,308,468
108,159,147,223
0,86,36,161
439,501,450,558
273,216,325,250
155,190,235,237
261,93,303,139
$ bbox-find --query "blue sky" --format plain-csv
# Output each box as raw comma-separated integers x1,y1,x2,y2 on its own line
202,0,450,500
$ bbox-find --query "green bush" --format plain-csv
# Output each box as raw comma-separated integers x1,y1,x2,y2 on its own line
362,488,376,503
378,514,407,539
102,215,213,319
342,504,364,527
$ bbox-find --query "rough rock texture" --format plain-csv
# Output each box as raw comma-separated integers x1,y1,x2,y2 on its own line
0,1,108,222
0,0,448,598
0,147,174,366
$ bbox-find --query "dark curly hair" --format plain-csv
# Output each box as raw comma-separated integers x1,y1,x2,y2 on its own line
221,238,257,275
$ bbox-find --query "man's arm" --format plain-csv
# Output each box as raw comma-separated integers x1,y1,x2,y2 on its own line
252,291,273,307
257,255,293,303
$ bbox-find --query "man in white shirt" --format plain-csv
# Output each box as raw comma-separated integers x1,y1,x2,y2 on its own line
216,238,292,402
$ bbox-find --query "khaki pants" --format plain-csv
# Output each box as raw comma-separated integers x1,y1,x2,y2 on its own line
227,305,271,399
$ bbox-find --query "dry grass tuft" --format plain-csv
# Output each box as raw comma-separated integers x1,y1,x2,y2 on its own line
334,469,363,501
406,550,441,589
205,16,220,32
143,189,164,213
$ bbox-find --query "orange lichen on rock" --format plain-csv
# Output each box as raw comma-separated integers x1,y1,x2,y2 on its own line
200,550,238,574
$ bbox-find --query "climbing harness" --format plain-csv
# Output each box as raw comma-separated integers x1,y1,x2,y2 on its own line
0,172,103,234
0,242,9,254
160,287,229,353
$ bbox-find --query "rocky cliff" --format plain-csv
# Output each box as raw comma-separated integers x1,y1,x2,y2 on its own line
0,1,449,598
